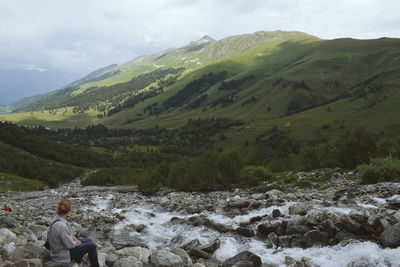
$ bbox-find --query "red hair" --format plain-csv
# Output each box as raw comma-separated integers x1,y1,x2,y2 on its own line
57,199,71,215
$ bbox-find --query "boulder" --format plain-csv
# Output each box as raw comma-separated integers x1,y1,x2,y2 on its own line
380,223,400,248
170,248,192,266
288,205,307,216
112,257,144,267
15,259,43,267
115,247,151,264
0,217,19,228
188,248,209,259
0,228,17,245
303,230,329,247
106,252,119,266
222,251,262,267
286,225,311,235
150,250,184,267
272,209,281,218
109,229,146,249
232,262,254,267
236,227,254,237
198,239,220,253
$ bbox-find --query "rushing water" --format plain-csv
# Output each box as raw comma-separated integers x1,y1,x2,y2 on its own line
83,194,400,267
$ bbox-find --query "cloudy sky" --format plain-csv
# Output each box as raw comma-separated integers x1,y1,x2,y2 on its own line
0,0,399,104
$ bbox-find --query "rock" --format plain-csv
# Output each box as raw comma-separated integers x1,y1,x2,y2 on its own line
393,210,400,222
10,242,50,261
272,209,281,218
338,215,361,234
236,227,255,237
265,189,283,201
0,228,17,245
232,262,254,267
198,239,220,253
257,223,273,236
286,225,311,235
190,264,206,267
109,229,146,249
180,239,200,251
288,205,306,216
15,259,43,267
285,256,296,265
0,217,19,228
247,200,264,210
112,257,144,267
222,251,262,267
0,241,16,258
267,232,279,247
106,252,119,266
305,210,326,225
188,248,209,259
380,223,400,248
303,230,329,247
150,250,184,267
278,235,291,248
115,247,151,264
171,248,192,266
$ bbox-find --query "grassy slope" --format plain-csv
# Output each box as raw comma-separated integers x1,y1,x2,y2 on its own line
0,172,45,192
1,35,400,149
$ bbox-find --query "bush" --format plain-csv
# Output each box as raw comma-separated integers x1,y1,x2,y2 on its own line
238,166,273,187
357,157,400,184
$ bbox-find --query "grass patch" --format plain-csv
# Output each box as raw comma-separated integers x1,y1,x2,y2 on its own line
0,172,45,192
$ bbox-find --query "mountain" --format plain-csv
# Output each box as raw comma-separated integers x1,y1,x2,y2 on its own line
2,31,400,147
0,105,10,114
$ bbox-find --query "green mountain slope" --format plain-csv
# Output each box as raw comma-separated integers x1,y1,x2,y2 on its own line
2,31,400,150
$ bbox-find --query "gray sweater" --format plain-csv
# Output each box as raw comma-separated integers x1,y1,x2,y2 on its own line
48,217,77,263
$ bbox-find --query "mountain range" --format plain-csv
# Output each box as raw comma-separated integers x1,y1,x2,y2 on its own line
1,30,400,144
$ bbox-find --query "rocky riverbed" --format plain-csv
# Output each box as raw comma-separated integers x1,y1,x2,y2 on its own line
1,174,400,267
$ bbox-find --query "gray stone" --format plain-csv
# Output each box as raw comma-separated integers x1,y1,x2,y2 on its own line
10,242,50,261
272,209,281,218
236,227,255,237
198,239,220,253
109,229,146,249
222,251,262,267
15,259,43,267
115,247,151,264
112,257,143,267
380,223,400,248
188,248,209,259
303,230,329,247
171,248,192,266
150,250,184,267
232,261,255,267
286,225,311,235
0,228,17,245
105,252,119,266
0,217,19,228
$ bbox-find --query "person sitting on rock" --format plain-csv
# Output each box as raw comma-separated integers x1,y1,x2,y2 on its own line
48,199,100,267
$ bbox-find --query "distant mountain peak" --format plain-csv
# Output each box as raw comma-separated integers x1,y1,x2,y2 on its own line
190,35,215,45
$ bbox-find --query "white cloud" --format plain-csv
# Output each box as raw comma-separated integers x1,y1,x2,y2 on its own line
0,0,399,74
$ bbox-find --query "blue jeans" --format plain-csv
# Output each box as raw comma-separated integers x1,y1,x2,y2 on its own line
69,238,99,267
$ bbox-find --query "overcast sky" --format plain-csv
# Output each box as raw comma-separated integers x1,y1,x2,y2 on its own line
0,0,399,75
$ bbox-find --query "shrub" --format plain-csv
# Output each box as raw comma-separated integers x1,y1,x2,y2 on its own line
238,165,273,187
357,157,400,184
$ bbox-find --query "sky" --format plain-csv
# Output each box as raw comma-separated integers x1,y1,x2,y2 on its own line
0,0,399,104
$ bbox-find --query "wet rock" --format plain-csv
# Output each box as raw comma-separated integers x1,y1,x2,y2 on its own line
150,250,184,267
278,235,291,248
236,227,255,237
247,200,264,210
109,229,147,249
188,248,210,259
267,232,279,247
232,262,254,267
198,239,220,253
303,230,329,247
288,205,307,216
305,210,326,225
380,223,400,248
171,248,192,266
222,251,262,267
272,209,281,218
286,225,311,235
113,257,143,267
180,239,200,251
337,215,361,234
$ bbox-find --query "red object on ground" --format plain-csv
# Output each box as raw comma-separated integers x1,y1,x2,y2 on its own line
2,205,12,212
